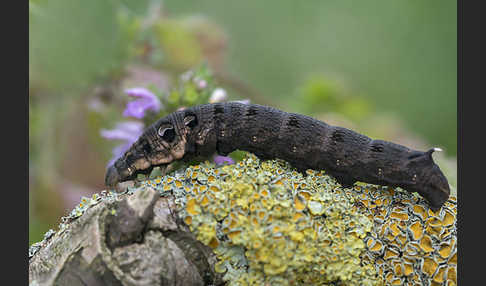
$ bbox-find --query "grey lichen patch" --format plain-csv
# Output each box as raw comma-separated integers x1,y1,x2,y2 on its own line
105,187,159,248
112,230,206,286
148,197,179,231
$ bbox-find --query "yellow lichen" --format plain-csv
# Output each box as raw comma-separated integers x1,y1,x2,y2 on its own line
422,257,439,277
355,177,457,286
293,196,306,211
420,235,434,253
136,153,456,286
185,198,200,215
390,211,409,221
409,221,424,241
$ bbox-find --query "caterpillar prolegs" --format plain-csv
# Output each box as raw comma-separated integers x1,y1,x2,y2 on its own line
105,102,450,210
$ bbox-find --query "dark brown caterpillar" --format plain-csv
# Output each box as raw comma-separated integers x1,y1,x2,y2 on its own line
105,102,450,210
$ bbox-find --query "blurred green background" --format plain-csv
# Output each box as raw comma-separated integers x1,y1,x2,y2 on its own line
29,0,456,245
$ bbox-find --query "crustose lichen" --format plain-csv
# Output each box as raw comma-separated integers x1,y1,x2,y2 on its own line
138,153,457,286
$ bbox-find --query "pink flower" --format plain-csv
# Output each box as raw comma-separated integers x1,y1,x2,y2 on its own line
123,88,162,119
194,77,208,90
100,121,144,166
213,155,235,166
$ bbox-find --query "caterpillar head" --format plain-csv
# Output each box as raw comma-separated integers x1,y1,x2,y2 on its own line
105,110,199,187
405,148,450,211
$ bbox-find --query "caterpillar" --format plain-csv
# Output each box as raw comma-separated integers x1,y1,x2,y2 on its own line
105,102,450,210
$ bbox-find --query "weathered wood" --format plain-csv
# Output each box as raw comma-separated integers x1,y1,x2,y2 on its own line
29,187,224,286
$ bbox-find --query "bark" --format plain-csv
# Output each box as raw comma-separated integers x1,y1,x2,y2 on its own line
29,187,225,286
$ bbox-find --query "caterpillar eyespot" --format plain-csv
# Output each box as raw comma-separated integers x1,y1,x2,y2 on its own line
106,102,450,210
158,125,175,142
